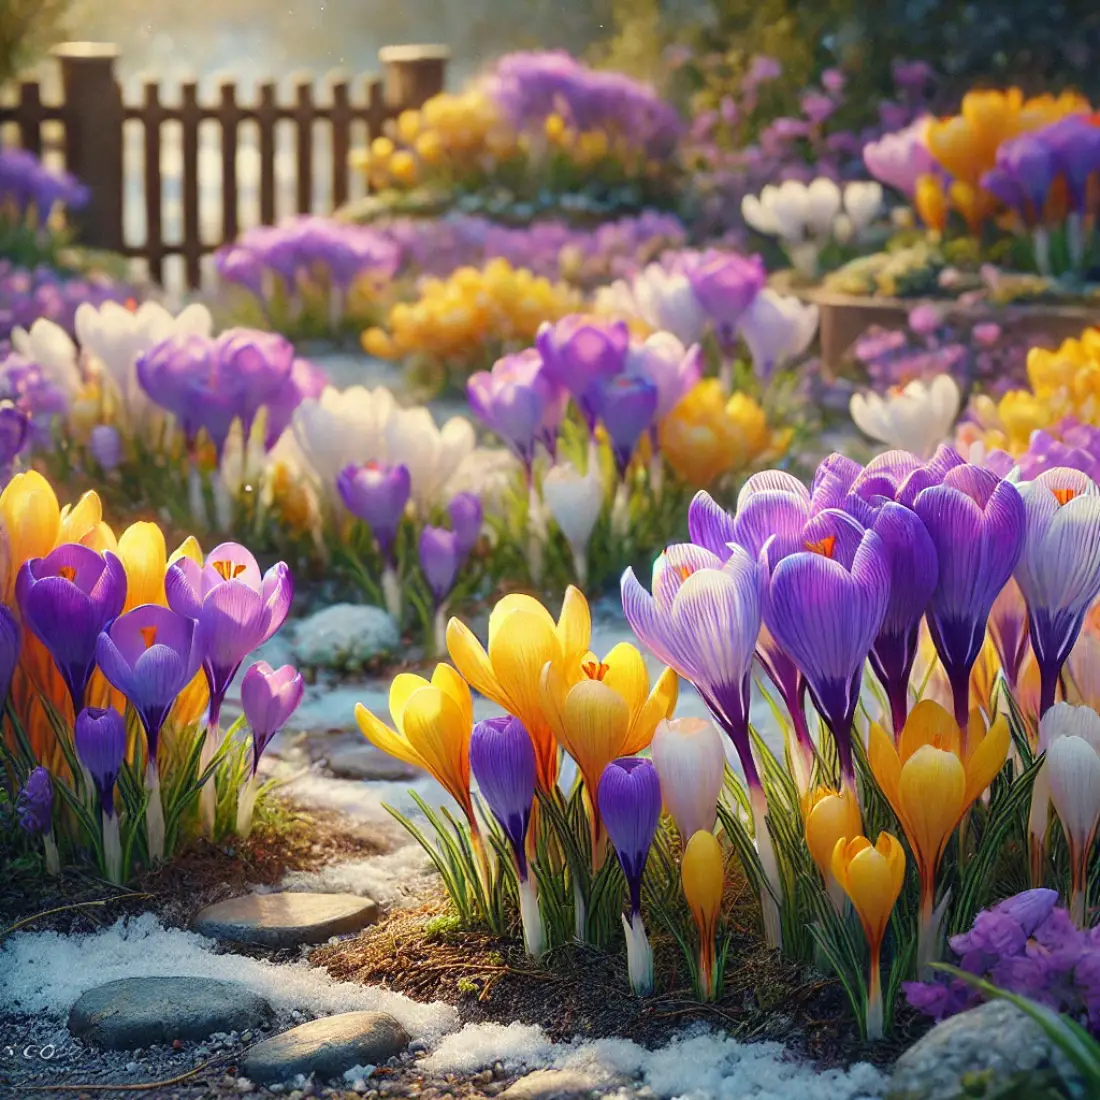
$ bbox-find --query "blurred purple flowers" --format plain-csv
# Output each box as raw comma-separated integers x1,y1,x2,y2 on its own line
16,766,53,835
0,148,87,221
905,889,1100,1034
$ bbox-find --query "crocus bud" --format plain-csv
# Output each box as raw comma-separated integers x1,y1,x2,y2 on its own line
681,830,725,1001
16,765,53,835
90,424,122,471
650,717,725,844
75,706,127,817
447,492,483,558
336,460,411,561
241,661,305,772
419,526,461,605
542,462,602,586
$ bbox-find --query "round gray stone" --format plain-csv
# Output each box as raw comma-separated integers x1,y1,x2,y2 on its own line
501,1069,619,1099
193,891,379,948
67,977,273,1050
292,604,400,668
889,1000,1087,1100
242,1011,409,1084
325,744,419,781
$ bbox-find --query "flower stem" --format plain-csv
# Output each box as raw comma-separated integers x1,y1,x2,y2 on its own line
622,910,654,995
518,873,545,959
917,880,938,975
381,564,402,623
43,831,60,876
236,772,260,838
865,943,884,1041
1069,847,1087,928
197,727,218,838
102,810,123,884
749,782,783,951
145,760,166,863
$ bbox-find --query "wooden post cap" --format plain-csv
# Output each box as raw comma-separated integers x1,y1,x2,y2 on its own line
50,41,120,62
378,45,451,63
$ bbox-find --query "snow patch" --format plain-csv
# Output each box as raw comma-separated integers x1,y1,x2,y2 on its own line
0,914,458,1044
269,844,436,908
423,1023,887,1100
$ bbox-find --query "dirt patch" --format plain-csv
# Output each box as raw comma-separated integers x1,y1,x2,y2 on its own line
313,890,926,1072
0,798,387,939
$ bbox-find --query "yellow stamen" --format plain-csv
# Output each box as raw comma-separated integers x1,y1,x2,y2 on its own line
212,560,247,581
805,535,837,559
140,626,158,649
581,660,610,681
58,565,76,581
1053,487,1079,506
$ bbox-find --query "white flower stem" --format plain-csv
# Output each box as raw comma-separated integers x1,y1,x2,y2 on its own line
145,760,166,863
103,810,123,883
328,286,345,334
518,873,545,959
197,728,219,838
569,542,588,590
526,480,545,586
648,451,663,501
621,910,654,995
1032,227,1052,277
431,605,447,657
749,783,783,950
236,773,260,838
43,831,60,875
718,360,733,395
586,435,600,478
610,481,630,540
382,564,402,622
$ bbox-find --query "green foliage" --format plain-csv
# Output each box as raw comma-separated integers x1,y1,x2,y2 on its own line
0,0,71,85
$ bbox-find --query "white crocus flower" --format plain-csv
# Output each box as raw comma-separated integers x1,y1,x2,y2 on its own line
1039,703,1100,926
542,461,602,588
650,717,727,844
849,374,961,458
594,265,706,347
805,178,843,238
843,181,884,235
384,408,476,514
738,289,819,376
763,180,812,242
11,318,81,399
741,192,781,237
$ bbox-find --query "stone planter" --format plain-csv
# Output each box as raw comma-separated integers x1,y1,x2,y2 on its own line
800,288,1100,373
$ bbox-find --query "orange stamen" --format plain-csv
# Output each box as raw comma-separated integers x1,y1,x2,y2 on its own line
124,297,138,312
582,660,610,681
1053,487,1079,506
676,564,694,580
140,625,158,649
58,565,76,581
212,560,247,581
805,535,837,558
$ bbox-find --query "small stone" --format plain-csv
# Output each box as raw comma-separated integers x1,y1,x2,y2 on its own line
472,1070,493,1086
325,744,419,782
193,892,380,948
888,1000,1086,1100
292,605,400,669
500,1069,613,1100
67,977,273,1051
125,1062,139,1073
243,1012,409,1085
237,1078,255,1093
242,1031,254,1043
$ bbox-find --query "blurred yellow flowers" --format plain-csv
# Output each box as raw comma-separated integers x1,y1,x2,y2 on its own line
362,260,580,370
831,833,906,1040
658,381,787,488
681,829,726,1001
868,699,1009,966
447,587,592,791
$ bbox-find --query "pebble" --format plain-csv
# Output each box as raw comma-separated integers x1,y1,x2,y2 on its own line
192,891,380,948
292,604,400,670
500,1068,616,1100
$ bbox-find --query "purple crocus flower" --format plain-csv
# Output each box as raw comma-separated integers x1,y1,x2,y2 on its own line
913,464,1025,735
624,335,702,422
685,252,766,331
89,424,122,471
467,349,553,474
16,544,127,713
0,399,28,473
165,543,293,729
74,706,127,817
863,117,937,198
336,461,411,561
419,526,461,605
622,543,762,788
865,502,938,736
536,316,629,433
240,661,304,773
214,329,295,440
761,509,890,786
95,604,203,763
1041,115,1100,212
598,757,662,918
586,375,658,477
448,493,482,558
0,603,19,704
264,358,329,449
470,715,537,876
16,766,52,835
1014,468,1100,717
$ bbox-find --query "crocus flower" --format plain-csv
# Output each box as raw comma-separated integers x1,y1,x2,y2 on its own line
0,604,19,704
650,716,726,844
804,786,863,913
336,461,411,561
598,757,662,994
869,700,1009,968
863,117,937,198
831,833,906,1039
419,526,462,607
356,662,486,877
541,463,603,589
16,765,59,874
685,251,766,330
74,706,127,881
585,375,658,477
541,642,677,866
914,464,1025,738
681,829,725,1001
89,424,122,472
595,264,707,346
623,334,702,423
448,493,482,558
165,542,293,729
850,375,961,459
447,587,591,792
241,661,304,772
469,715,543,956
16,543,127,713
988,578,1030,693
536,315,629,432
1039,703,1100,927
1014,468,1100,717
737,289,819,377
761,509,889,788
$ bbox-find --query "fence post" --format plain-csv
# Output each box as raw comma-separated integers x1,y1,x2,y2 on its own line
52,42,125,253
378,45,449,111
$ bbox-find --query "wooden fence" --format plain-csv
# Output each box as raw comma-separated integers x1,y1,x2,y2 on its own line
0,42,450,288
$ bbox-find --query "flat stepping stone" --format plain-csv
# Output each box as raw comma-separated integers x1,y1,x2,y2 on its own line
193,891,379,948
67,977,273,1050
501,1069,619,1099
242,1010,408,1084
325,744,419,781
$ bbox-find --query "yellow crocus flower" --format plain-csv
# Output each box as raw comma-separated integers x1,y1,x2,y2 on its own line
681,830,725,1001
831,833,906,1040
447,587,591,791
0,471,61,593
914,174,948,233
868,699,1009,967
804,786,862,910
